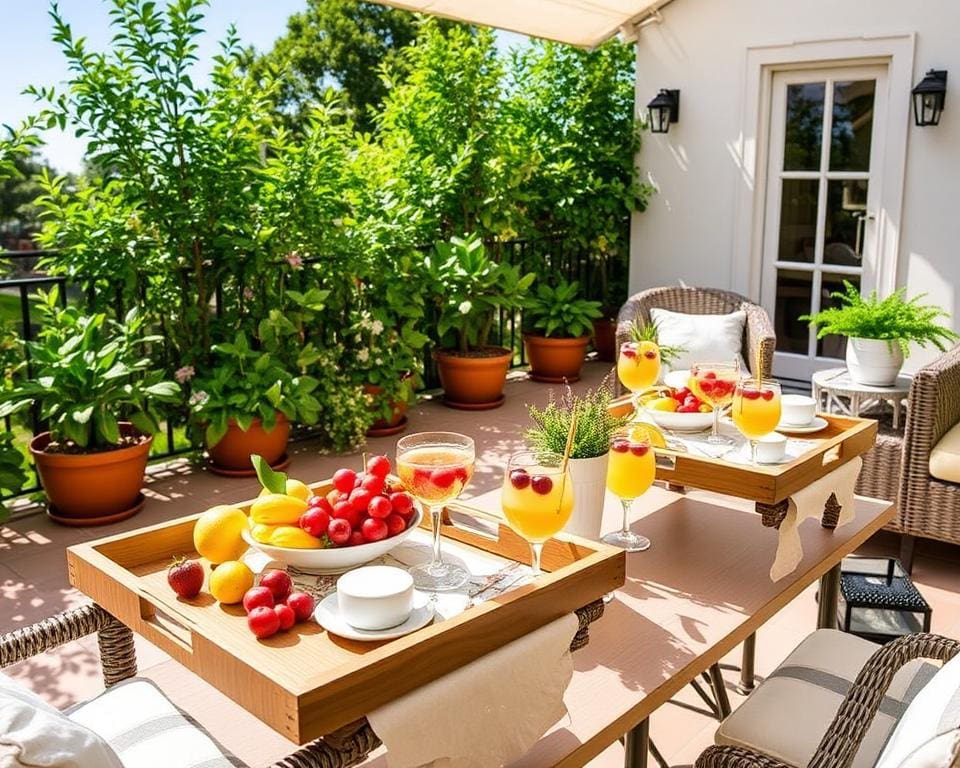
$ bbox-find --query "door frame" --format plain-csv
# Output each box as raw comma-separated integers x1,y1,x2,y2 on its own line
730,34,915,303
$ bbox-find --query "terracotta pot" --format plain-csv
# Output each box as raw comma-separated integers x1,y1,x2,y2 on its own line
207,413,290,471
30,423,151,524
592,318,617,362
364,379,412,437
523,333,591,383
435,347,512,410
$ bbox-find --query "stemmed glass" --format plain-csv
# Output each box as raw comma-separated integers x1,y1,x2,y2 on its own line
603,427,656,552
617,341,661,418
690,361,741,445
732,379,782,464
396,432,475,591
501,451,574,577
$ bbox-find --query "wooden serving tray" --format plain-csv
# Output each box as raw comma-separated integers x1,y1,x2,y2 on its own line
67,480,625,745
609,396,878,505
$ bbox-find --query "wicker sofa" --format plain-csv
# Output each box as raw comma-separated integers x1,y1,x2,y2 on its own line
616,286,776,378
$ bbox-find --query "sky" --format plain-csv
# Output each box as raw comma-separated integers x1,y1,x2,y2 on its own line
0,0,308,173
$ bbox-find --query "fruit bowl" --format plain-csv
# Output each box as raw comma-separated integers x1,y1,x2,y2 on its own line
242,506,423,574
641,407,714,433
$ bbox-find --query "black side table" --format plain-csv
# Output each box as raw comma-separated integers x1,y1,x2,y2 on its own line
838,556,932,643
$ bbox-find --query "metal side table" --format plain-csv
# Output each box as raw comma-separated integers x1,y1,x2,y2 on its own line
812,367,912,429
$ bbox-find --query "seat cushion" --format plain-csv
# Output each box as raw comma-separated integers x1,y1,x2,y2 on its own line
0,671,123,768
67,678,242,768
716,630,935,768
649,307,746,372
930,421,960,484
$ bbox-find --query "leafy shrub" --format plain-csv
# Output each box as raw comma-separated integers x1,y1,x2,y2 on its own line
526,379,629,459
525,279,602,338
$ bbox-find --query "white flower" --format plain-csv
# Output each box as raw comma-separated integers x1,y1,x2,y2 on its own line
375,357,383,365
357,349,370,363
371,320,384,336
458,300,472,315
189,390,209,407
175,365,195,384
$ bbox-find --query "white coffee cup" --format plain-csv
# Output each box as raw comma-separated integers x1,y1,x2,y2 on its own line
780,394,817,426
755,433,787,464
336,566,414,630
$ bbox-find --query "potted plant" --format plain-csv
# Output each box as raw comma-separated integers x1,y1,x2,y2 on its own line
0,433,28,523
523,279,603,383
802,282,959,386
0,289,180,525
425,235,535,409
525,379,629,539
189,331,320,475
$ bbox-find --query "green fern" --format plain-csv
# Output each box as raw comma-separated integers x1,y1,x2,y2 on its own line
801,281,958,357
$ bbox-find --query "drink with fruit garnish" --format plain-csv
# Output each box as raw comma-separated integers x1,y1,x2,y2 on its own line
690,361,741,446
732,380,782,464
396,432,475,591
618,341,661,416
501,451,573,577
603,427,656,552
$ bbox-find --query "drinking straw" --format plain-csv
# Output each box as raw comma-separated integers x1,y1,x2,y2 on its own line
756,348,762,390
560,410,578,474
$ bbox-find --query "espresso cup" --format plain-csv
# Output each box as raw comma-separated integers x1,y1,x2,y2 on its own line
336,566,414,630
780,394,817,426
755,433,787,464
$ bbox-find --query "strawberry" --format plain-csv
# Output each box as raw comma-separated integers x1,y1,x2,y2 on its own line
167,557,204,599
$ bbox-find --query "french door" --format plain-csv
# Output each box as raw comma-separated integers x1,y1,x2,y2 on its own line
761,65,888,381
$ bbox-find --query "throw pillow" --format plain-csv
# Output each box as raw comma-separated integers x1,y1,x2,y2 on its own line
649,307,747,372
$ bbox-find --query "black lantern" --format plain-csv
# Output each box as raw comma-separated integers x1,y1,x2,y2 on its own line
911,69,947,126
646,89,680,133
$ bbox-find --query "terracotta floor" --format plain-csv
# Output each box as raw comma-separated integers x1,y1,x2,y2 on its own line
2,360,959,767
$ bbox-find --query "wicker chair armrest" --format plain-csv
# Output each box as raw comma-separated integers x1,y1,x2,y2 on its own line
696,745,793,768
809,633,960,768
741,302,776,379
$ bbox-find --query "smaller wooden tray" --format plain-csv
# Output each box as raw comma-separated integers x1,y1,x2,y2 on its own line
67,480,625,745
609,396,878,505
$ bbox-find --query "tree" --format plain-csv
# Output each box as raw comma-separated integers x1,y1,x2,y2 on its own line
243,0,416,132
0,133,56,245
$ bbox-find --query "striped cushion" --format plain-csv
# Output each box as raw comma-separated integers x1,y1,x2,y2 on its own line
67,678,243,768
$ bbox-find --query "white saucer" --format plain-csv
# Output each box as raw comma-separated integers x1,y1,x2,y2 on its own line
776,416,829,434
314,590,435,642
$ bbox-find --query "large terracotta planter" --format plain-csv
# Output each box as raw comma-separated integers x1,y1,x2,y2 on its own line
524,333,591,383
435,347,512,410
207,413,290,475
30,423,151,526
364,380,411,438
592,318,617,362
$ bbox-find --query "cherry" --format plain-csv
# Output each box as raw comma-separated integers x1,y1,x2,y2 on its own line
704,371,717,379
698,379,714,394
349,487,373,513
362,517,388,542
643,350,657,360
389,492,415,517
367,455,391,478
367,495,392,519
327,518,352,546
530,475,553,495
349,530,366,547
761,389,775,401
630,444,650,456
361,473,385,497
431,467,457,488
620,344,637,359
509,469,531,489
332,468,356,494
385,513,407,536
611,439,630,453
741,389,763,400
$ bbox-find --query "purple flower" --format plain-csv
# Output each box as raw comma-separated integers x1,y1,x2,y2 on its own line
285,252,304,270
175,365,195,384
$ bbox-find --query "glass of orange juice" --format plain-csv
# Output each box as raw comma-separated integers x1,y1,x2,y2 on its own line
690,361,740,446
618,341,661,417
501,451,574,577
397,431,475,591
603,427,656,552
732,380,782,465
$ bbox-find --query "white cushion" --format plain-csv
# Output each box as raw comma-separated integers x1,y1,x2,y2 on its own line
67,679,239,768
0,671,123,768
930,421,960,484
876,652,960,768
897,730,960,768
649,307,747,372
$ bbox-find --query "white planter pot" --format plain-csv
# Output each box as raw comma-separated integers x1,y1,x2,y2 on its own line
565,454,609,540
845,337,904,386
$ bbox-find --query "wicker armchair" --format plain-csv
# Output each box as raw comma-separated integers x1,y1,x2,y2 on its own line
616,286,776,378
897,344,960,568
695,633,960,768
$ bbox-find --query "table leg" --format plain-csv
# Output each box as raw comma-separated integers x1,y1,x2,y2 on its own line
623,718,649,768
736,632,756,695
817,564,841,629
708,663,732,719
891,396,901,430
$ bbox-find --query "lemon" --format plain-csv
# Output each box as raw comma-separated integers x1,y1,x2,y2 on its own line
249,493,308,526
258,478,312,502
209,560,254,605
629,424,667,449
193,505,249,564
647,397,678,413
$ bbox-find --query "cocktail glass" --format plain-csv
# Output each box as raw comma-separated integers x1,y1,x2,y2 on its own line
690,361,741,446
732,380,783,465
618,341,661,417
501,451,574,577
396,431,475,591
603,427,656,552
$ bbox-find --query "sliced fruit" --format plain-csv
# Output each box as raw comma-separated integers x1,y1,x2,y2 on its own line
209,560,254,605
250,494,309,526
193,505,249,564
628,424,667,449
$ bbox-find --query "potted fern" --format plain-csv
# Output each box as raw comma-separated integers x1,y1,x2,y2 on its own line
523,279,603,383
526,380,629,539
802,282,958,385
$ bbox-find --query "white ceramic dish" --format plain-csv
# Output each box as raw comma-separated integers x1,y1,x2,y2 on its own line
780,394,817,427
314,590,435,641
241,507,422,574
642,406,715,433
663,369,692,390
755,432,787,463
337,566,414,630
776,416,829,435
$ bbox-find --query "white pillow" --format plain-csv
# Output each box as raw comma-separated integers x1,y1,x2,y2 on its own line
897,730,960,768
649,307,747,372
876,652,960,768
0,672,123,768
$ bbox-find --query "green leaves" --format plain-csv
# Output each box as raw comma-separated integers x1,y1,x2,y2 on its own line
252,454,287,494
525,379,628,460
525,279,602,339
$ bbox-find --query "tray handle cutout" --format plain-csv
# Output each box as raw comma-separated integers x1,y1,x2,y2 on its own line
821,443,843,468
140,597,194,654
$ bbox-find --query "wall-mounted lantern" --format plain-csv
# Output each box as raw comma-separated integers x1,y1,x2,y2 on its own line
646,89,680,133
911,70,947,126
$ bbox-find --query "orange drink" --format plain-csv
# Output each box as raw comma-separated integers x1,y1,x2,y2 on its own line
732,380,782,464
617,341,661,394
690,361,740,446
603,427,656,552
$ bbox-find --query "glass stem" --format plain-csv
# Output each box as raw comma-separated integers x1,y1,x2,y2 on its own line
620,498,634,535
712,408,720,439
750,440,758,465
530,542,544,577
427,503,443,566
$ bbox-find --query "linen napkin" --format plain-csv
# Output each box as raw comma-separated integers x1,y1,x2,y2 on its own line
367,613,579,768
769,457,862,581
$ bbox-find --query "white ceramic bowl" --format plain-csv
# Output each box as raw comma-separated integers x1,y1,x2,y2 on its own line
337,566,414,630
642,407,715,433
241,507,422,574
780,394,817,426
755,432,787,463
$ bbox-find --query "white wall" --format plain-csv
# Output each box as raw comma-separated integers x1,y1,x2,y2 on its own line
630,0,960,371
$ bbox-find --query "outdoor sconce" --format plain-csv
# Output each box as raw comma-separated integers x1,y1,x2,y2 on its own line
911,70,947,126
646,89,679,133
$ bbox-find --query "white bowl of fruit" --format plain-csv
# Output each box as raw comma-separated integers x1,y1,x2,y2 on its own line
242,456,423,574
641,385,715,432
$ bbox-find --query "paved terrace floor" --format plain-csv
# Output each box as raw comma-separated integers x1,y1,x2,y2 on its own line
3,360,960,767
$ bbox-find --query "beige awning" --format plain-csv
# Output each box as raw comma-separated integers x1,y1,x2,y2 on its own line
365,0,672,48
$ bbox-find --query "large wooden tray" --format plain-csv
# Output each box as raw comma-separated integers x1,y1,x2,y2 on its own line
67,480,625,745
610,396,878,505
